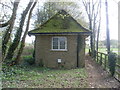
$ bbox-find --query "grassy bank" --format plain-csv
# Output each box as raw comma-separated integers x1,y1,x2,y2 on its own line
2,66,88,88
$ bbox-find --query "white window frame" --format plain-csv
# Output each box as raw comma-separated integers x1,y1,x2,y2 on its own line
51,37,67,51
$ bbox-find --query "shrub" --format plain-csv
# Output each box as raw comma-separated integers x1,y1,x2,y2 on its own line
93,50,97,58
108,52,116,76
22,55,35,65
89,49,91,56
33,49,35,58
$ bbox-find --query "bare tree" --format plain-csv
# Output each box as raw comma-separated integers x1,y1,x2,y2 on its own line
5,0,33,63
82,0,101,57
0,1,13,27
1,0,20,60
15,0,38,64
105,0,110,54
96,0,101,53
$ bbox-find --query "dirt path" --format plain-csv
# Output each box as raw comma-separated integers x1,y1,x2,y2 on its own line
85,55,120,88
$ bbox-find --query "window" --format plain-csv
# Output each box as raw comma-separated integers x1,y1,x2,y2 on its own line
52,37,67,51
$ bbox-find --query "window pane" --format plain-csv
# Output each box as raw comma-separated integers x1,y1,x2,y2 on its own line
53,45,58,49
59,38,65,42
59,37,66,49
53,41,58,46
60,45,65,49
53,38,58,42
53,38,58,49
60,41,65,46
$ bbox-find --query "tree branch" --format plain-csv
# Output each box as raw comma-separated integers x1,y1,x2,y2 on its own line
15,0,38,64
0,3,12,10
0,0,20,28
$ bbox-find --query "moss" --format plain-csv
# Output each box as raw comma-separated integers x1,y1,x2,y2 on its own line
29,29,86,33
29,10,90,34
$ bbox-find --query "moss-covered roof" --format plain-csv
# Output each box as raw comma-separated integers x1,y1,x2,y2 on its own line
28,10,91,35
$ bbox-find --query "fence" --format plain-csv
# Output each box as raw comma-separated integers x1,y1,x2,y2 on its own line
95,51,120,81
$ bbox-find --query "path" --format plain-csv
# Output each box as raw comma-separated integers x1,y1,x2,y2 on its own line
85,55,120,88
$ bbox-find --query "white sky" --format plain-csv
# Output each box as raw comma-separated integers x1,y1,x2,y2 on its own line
100,0,119,41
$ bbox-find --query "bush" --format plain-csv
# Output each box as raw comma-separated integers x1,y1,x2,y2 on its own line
93,50,97,58
108,52,116,76
89,49,91,56
33,49,35,58
22,55,35,65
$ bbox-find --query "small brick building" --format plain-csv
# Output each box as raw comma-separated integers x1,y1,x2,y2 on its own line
28,10,91,69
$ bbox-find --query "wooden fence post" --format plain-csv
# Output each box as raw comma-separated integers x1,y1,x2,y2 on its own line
118,55,120,80
97,52,98,62
100,53,102,65
104,55,107,70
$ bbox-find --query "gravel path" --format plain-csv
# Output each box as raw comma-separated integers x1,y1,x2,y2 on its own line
85,55,120,88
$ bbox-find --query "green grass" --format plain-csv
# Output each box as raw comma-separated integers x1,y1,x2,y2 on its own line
85,48,118,54
22,46,34,56
98,48,118,53
2,66,88,88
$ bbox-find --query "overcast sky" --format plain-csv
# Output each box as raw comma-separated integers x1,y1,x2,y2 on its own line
98,0,119,41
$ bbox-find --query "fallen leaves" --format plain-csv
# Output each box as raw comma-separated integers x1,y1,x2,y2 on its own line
2,66,88,88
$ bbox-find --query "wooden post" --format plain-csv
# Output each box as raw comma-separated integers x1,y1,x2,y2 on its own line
100,53,102,65
104,55,107,70
97,52,98,62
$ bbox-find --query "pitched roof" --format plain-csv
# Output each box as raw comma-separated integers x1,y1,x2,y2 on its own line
28,10,91,35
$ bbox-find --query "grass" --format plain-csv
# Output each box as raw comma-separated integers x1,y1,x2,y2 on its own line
85,47,118,54
2,65,88,88
22,46,34,56
98,48,118,54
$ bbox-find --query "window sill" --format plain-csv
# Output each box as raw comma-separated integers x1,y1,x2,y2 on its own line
50,49,68,51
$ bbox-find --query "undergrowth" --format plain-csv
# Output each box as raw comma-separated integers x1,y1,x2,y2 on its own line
2,65,88,88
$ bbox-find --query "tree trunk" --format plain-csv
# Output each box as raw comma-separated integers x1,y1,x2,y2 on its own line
89,19,94,55
2,0,20,60
105,0,110,54
15,0,37,64
92,13,97,58
96,23,100,52
82,0,101,57
5,1,33,63
96,0,101,53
